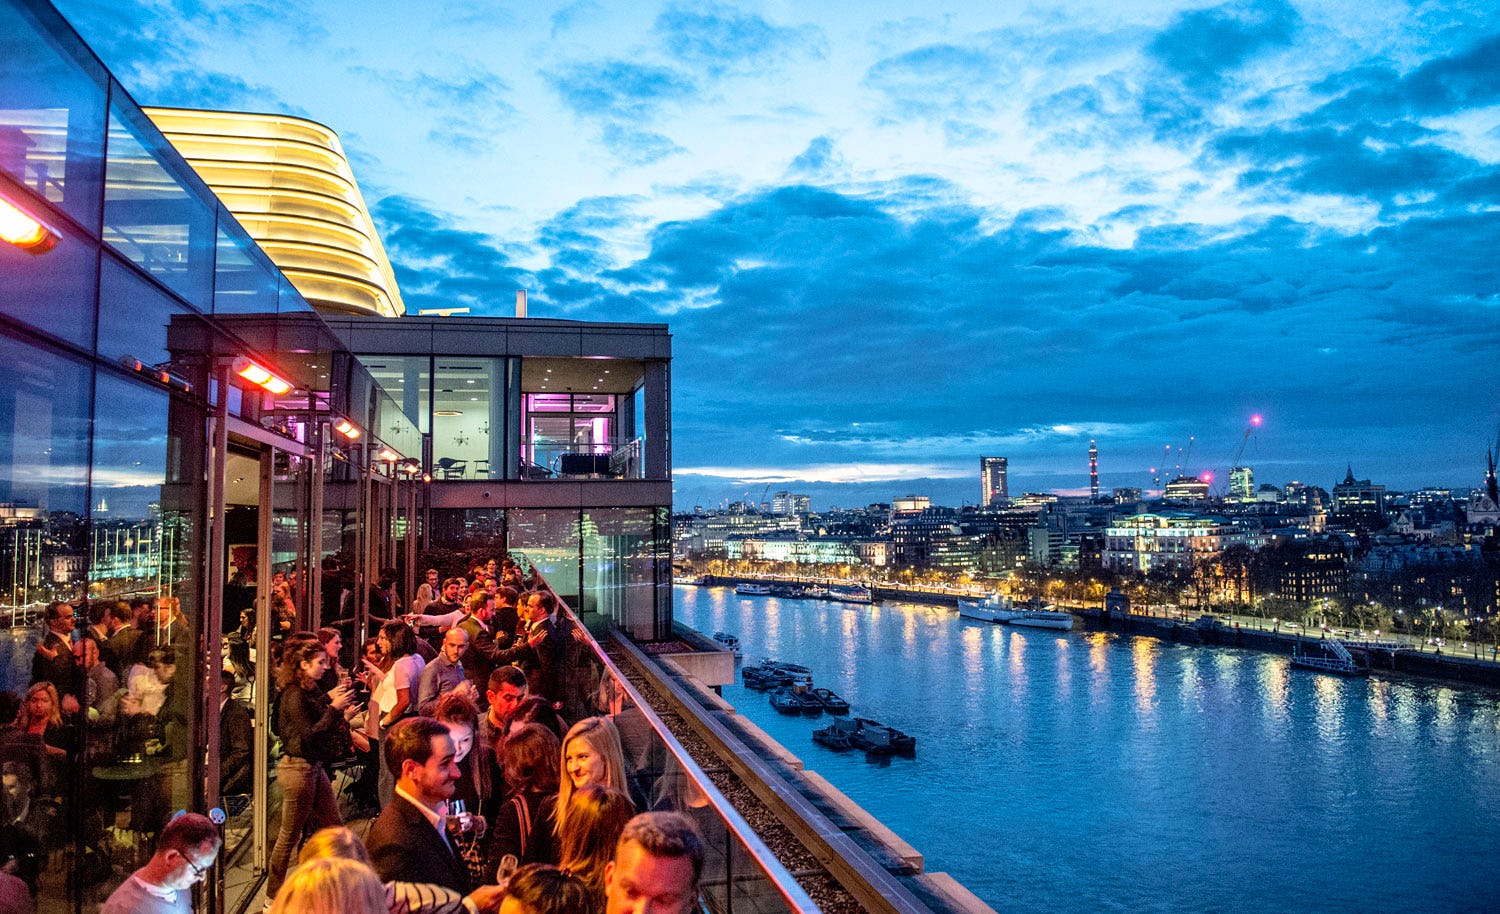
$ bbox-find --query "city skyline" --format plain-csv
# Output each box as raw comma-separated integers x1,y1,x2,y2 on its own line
61,0,1500,504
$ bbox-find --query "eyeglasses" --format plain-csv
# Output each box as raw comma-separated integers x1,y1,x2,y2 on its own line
179,852,212,879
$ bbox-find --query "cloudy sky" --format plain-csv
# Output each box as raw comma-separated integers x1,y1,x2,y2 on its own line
58,0,1500,508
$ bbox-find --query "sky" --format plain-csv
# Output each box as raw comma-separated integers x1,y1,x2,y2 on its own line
56,0,1500,509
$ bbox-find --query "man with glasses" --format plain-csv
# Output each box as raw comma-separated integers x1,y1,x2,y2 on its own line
101,811,221,914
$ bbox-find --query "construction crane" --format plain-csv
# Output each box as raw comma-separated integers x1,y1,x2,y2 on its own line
1212,414,1263,496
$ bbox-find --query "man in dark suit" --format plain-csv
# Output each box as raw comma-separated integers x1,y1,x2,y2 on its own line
493,592,563,705
217,670,253,797
102,602,141,680
30,603,78,710
366,717,469,893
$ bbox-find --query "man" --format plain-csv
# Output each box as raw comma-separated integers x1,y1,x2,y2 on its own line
100,811,221,914
603,812,704,914
154,596,192,669
492,586,522,643
412,568,441,616
73,636,118,728
456,591,501,695
417,627,473,716
103,601,141,679
30,603,78,705
495,592,565,704
218,669,253,797
366,717,470,893
475,665,527,816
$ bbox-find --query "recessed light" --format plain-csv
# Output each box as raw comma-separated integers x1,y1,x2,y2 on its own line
470,397,478,401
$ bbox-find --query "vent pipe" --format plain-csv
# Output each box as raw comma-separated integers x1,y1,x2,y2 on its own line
516,289,527,318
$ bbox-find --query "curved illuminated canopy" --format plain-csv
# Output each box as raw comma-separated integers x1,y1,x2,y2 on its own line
145,107,405,318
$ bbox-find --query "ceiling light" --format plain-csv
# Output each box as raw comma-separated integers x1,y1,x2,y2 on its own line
333,418,361,440
377,448,399,462
434,409,463,416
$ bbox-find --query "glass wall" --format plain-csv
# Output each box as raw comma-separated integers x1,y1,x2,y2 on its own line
432,356,509,479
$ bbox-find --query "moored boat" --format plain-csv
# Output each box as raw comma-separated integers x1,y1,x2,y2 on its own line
1007,608,1074,630
712,632,742,657
957,592,1022,623
770,687,823,715
735,582,772,595
809,687,850,713
812,719,857,750
849,717,916,756
827,584,873,604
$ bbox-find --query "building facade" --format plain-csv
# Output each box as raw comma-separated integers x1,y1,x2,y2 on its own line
981,456,1008,506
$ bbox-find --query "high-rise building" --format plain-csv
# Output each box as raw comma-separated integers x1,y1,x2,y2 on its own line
1229,466,1254,501
771,491,811,515
1089,441,1099,501
981,457,1008,506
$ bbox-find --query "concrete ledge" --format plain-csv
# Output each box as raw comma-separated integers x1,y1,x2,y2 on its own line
728,715,805,770
798,769,923,872
660,659,737,712
911,873,999,914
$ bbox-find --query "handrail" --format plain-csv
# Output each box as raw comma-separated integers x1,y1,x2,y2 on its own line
511,554,820,913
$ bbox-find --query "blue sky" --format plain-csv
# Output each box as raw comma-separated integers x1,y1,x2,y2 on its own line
58,0,1500,508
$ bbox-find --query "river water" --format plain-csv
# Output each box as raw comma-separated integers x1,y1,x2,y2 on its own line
674,585,1500,914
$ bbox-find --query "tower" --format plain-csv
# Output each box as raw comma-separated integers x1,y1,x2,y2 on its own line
1089,440,1099,501
981,457,1008,507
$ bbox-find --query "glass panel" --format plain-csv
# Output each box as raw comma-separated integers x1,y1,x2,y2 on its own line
583,508,669,639
0,0,107,232
97,251,195,367
0,213,97,348
278,274,313,313
434,357,503,479
103,100,215,305
507,509,580,608
359,355,431,435
213,216,280,315
525,393,572,413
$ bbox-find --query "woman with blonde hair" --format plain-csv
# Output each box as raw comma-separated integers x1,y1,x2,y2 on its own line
556,717,631,835
555,785,633,909
269,856,386,914
298,827,507,914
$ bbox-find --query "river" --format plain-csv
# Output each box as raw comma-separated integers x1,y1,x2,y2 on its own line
674,585,1500,914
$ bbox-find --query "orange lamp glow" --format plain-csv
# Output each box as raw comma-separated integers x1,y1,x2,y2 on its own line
231,357,293,395
333,418,361,440
377,448,398,462
0,195,57,254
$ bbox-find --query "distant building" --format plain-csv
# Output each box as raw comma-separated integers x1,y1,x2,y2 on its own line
891,495,931,515
1229,466,1254,502
1163,475,1210,503
1089,441,1100,501
1113,487,1143,504
981,457,1008,507
1331,466,1386,515
771,491,811,516
1103,513,1246,575
1255,536,1347,603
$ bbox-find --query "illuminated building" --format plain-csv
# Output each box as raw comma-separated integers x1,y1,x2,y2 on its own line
981,456,1008,506
1163,474,1210,502
1103,513,1247,574
1229,466,1254,501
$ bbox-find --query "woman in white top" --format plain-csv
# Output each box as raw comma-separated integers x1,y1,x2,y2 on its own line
365,621,424,804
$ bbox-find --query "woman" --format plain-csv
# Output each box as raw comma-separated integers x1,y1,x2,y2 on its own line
268,637,355,899
434,692,487,886
299,826,505,914
20,684,66,759
555,785,633,910
507,696,563,739
269,856,386,914
499,864,592,914
366,621,424,804
555,717,630,837
489,723,562,869
314,628,346,694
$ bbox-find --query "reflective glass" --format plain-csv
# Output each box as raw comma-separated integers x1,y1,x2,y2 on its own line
97,251,195,367
0,212,97,348
102,100,215,305
582,508,670,639
0,0,107,233
359,355,431,435
507,509,581,607
212,216,279,315
434,357,505,479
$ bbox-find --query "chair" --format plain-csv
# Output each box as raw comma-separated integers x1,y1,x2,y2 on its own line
436,458,467,479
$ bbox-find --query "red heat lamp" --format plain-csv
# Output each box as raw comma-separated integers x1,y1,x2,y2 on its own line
0,194,58,254
333,418,361,441
231,357,293,396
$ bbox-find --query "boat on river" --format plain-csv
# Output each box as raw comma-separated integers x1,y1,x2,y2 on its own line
1291,638,1368,677
957,592,1022,623
1007,606,1074,630
849,717,916,756
735,582,772,596
770,687,823,715
812,718,857,750
712,632,742,657
809,687,850,713
742,659,813,690
827,584,873,604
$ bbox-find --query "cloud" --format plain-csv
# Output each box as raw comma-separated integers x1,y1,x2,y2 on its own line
677,463,969,484
349,66,516,153
373,195,535,314
550,0,600,38
652,3,825,77
544,60,697,121
1146,0,1300,93
787,136,844,178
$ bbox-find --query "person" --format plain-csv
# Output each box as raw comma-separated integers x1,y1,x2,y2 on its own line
456,592,502,697
492,588,522,646
29,603,77,705
153,596,192,668
124,647,173,717
602,813,703,914
498,864,591,914
299,826,507,914
556,718,631,836
494,594,563,706
433,693,486,886
488,724,561,869
19,684,67,764
314,628,346,694
268,856,387,914
418,628,474,717
219,669,253,797
368,621,425,804
103,601,142,680
412,568,441,617
477,666,528,817
268,637,355,898
100,811,221,914
508,697,563,740
366,717,470,894
410,578,467,635
556,786,634,910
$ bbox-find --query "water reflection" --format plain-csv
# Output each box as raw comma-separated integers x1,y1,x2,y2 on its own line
1132,638,1157,720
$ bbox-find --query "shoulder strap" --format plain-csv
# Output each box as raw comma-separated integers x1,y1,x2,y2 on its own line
510,794,531,856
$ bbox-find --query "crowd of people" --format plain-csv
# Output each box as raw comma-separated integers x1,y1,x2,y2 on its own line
78,553,709,914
